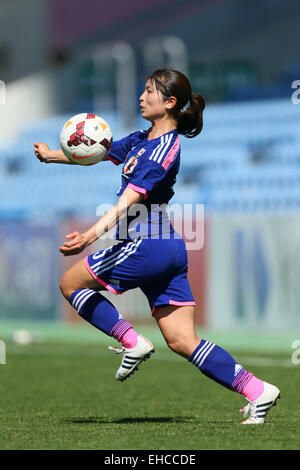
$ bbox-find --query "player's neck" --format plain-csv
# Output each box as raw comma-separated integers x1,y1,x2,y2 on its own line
148,116,177,140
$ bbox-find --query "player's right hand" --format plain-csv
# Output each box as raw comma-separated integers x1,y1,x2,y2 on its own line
59,232,88,256
34,142,51,163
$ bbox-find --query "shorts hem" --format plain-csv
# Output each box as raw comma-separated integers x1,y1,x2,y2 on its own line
84,256,124,295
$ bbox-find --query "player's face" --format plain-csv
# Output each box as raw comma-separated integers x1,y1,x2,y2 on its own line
139,80,167,122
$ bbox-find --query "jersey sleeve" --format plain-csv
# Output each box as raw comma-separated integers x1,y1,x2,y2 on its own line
106,131,146,165
127,134,180,199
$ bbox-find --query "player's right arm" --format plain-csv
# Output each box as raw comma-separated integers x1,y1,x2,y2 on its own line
33,142,75,164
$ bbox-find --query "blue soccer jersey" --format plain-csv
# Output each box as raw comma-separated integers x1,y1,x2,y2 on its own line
107,129,180,240
85,128,195,314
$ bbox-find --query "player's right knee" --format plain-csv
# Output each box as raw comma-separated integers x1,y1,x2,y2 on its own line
59,272,74,300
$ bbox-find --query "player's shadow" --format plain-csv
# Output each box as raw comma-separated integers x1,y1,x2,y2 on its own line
61,416,194,424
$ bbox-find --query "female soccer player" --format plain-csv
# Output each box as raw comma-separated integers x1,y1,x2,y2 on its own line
34,68,280,424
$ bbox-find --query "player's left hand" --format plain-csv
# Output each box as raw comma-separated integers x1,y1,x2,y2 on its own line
59,232,88,256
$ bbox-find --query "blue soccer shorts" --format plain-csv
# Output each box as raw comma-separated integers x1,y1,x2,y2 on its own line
84,237,195,315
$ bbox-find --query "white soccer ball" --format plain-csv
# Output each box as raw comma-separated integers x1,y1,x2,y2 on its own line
60,113,113,165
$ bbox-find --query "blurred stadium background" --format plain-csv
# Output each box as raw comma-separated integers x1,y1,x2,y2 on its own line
1,0,300,352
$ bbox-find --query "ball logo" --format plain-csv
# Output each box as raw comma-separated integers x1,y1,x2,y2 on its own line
72,152,97,160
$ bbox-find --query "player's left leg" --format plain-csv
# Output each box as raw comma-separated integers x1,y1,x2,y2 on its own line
154,304,280,424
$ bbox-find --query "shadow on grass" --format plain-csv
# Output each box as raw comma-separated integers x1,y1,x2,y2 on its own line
60,416,195,424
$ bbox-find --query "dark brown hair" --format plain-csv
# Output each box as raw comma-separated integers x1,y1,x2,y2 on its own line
147,68,205,138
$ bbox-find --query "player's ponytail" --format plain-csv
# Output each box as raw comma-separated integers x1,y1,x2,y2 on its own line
147,68,205,138
177,93,205,138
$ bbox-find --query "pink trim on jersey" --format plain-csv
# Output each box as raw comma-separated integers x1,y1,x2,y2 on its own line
106,154,122,166
127,182,148,200
161,136,180,170
84,257,122,295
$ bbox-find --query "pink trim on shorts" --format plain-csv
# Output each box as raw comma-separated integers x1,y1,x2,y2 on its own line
106,154,122,166
127,182,148,200
152,300,196,315
161,136,180,170
169,300,196,307
84,257,123,295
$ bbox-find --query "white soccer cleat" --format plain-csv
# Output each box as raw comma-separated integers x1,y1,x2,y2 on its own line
109,335,154,382
240,381,281,424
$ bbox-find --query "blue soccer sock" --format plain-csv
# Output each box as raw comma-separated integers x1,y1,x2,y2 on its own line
69,288,133,342
189,339,253,393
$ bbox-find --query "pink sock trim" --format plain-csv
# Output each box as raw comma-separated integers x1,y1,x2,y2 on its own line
120,328,138,349
110,319,132,342
242,376,264,402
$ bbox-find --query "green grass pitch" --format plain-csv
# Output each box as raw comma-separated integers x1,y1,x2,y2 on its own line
0,324,299,450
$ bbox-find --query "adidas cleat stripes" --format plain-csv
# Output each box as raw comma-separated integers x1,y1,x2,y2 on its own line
109,335,154,382
240,381,280,424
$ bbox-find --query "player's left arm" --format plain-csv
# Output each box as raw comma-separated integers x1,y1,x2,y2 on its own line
59,187,144,256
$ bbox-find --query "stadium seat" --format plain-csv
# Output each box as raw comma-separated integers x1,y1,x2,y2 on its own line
1,98,300,217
